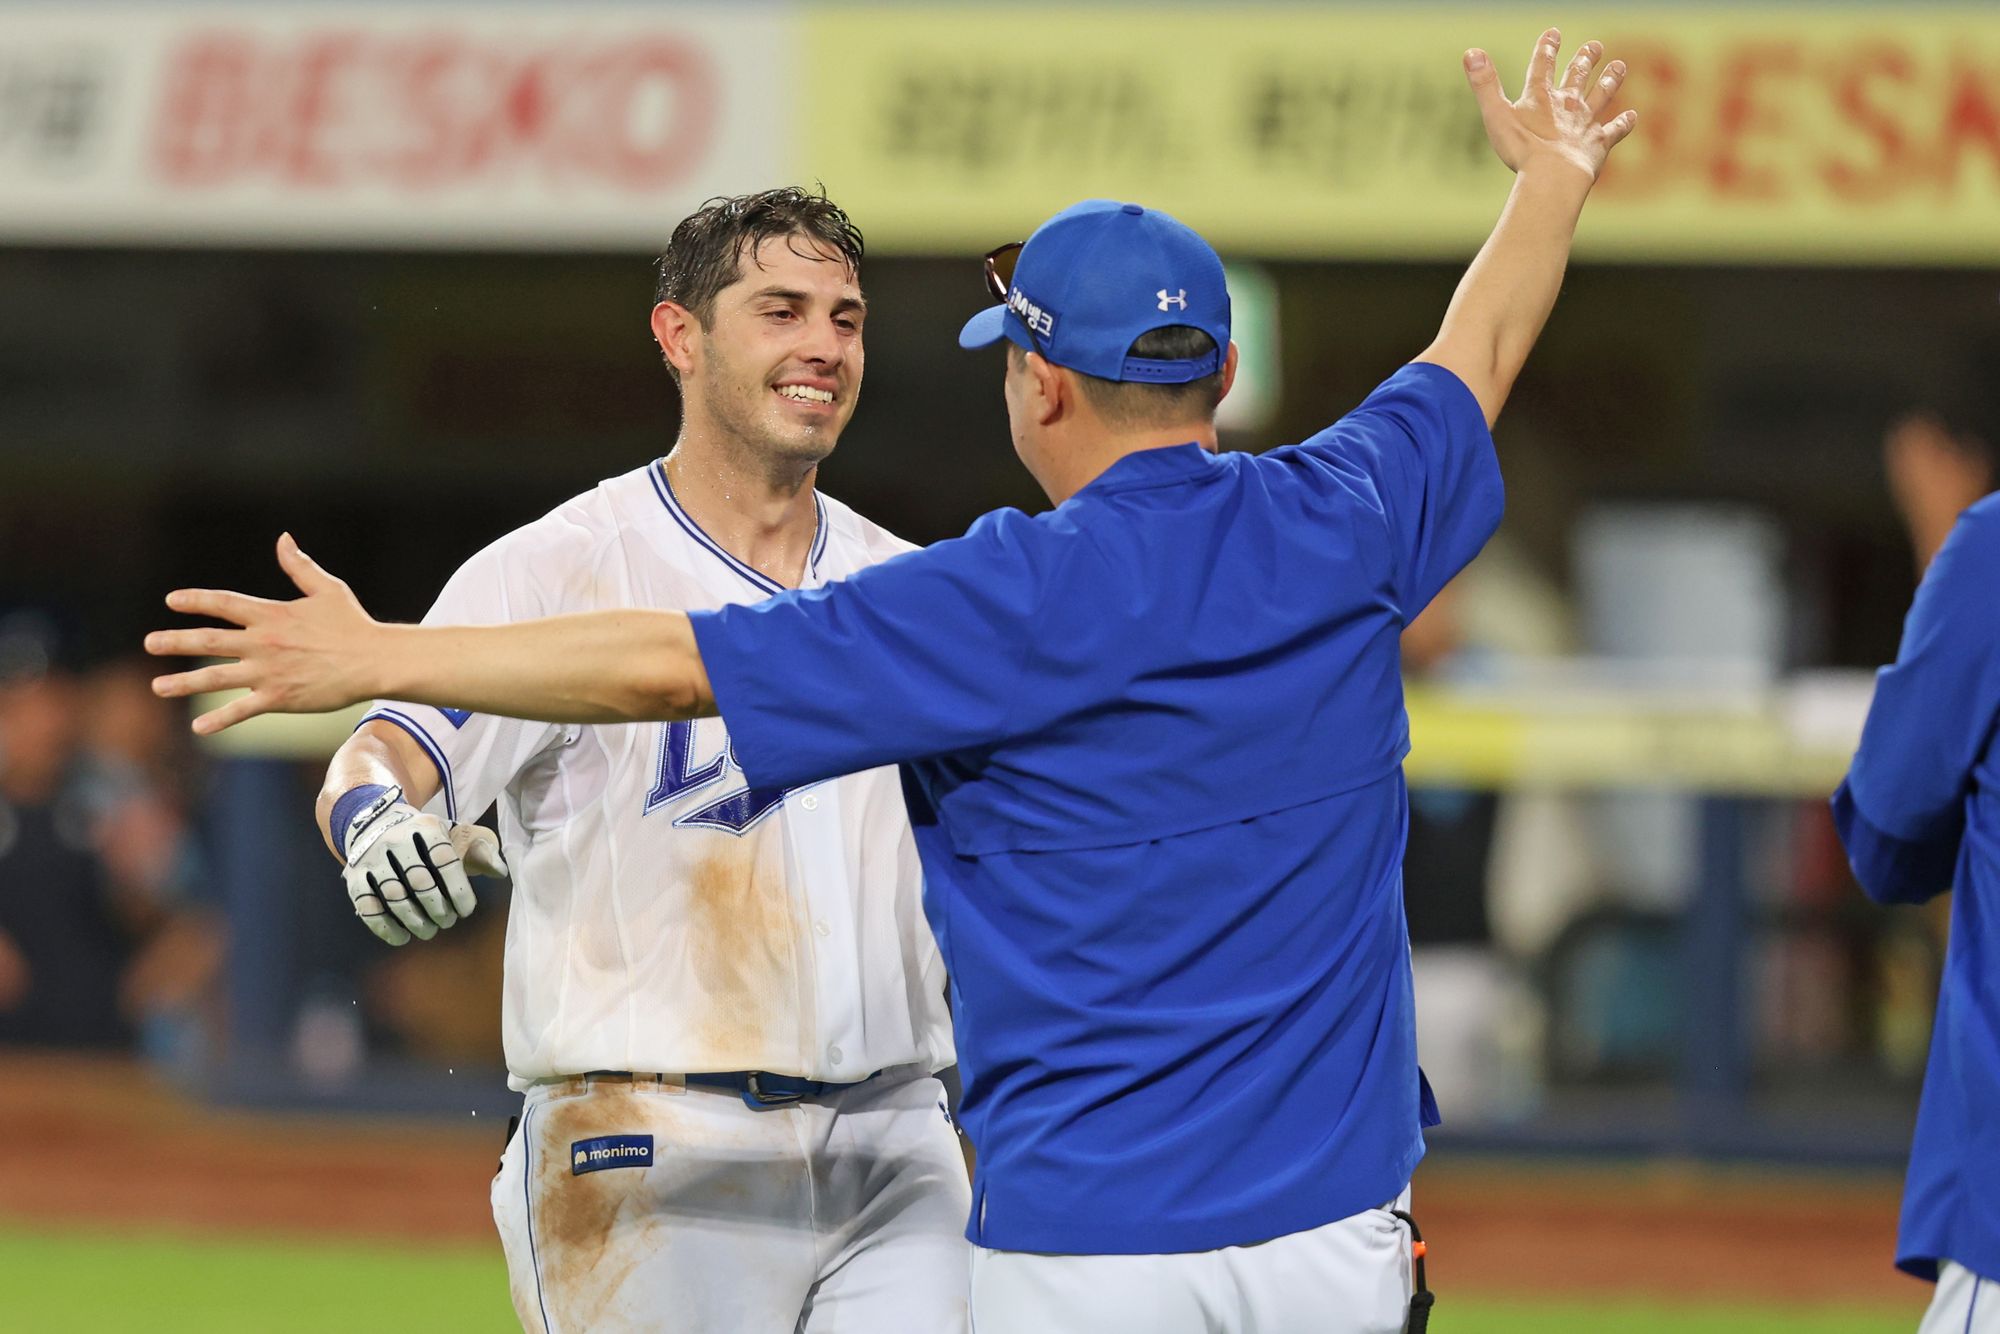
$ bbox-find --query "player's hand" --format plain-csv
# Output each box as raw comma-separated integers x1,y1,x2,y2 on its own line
1463,29,1637,182
1885,411,1996,570
341,788,509,945
146,533,384,736
1887,413,1994,529
0,927,30,1012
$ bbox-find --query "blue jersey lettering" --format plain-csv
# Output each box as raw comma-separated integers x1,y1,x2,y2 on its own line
643,721,791,835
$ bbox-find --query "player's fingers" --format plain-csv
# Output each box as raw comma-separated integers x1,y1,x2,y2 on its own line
189,690,270,737
421,828,481,915
345,867,412,945
149,666,206,699
163,587,272,626
432,843,479,920
145,627,248,661
276,532,346,598
376,858,439,940
147,661,249,699
403,837,460,929
1524,26,1561,91
348,874,413,946
1599,107,1640,150
1587,59,1628,115
454,824,508,879
1559,40,1602,95
1462,49,1511,118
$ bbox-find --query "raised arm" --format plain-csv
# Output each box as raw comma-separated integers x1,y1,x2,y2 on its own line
146,534,715,736
1416,29,1638,427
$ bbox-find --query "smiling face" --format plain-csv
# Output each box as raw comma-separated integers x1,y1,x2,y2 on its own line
680,234,865,469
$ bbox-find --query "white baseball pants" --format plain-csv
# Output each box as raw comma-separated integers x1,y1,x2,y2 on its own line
1918,1261,2000,1334
968,1188,1416,1334
492,1067,971,1333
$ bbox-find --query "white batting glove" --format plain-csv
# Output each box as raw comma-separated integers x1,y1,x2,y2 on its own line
339,786,507,946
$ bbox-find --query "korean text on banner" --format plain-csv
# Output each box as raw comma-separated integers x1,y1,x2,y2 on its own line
804,6,2000,264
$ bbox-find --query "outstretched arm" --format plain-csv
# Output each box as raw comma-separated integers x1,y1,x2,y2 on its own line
1416,28,1638,427
147,534,715,736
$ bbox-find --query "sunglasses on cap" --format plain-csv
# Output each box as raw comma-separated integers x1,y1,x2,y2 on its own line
981,241,1053,361
983,242,1023,303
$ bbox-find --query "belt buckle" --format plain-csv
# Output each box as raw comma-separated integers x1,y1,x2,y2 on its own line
744,1073,805,1107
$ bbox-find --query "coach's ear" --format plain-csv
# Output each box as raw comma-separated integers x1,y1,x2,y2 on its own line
1025,350,1066,427
1215,341,1240,407
650,301,700,378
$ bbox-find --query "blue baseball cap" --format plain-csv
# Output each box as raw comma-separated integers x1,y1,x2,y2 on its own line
958,200,1230,384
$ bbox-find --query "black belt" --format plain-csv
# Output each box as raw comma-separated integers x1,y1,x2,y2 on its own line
683,1070,876,1108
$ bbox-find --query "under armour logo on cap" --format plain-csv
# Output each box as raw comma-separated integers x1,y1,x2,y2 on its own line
1157,289,1188,312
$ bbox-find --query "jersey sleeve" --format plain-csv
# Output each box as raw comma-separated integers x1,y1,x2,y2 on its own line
689,509,1077,792
1836,498,2000,905
1280,362,1503,622
361,527,581,823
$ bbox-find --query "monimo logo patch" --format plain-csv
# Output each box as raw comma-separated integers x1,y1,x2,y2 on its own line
570,1134,653,1175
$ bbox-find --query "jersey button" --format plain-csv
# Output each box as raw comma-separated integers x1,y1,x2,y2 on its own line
800,794,820,812
815,920,830,937
828,1045,844,1065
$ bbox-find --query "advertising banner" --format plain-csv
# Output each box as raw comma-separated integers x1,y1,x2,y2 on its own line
804,6,2000,263
0,4,789,247
4,6,2000,260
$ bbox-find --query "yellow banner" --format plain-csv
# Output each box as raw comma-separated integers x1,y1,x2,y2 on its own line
803,6,2000,262
193,686,1856,797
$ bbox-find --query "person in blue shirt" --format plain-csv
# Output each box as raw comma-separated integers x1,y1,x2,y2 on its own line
150,29,1637,1334
1834,484,2000,1332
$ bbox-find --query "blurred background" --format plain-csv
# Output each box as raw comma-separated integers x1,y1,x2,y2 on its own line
1,2,1995,1329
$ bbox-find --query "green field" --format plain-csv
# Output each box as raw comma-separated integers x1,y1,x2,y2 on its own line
0,1225,1913,1332
1450,1299,1910,1334
0,1226,517,1333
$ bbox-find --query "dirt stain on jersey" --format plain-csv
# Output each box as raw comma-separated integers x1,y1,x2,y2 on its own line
684,840,798,1064
532,1088,658,1329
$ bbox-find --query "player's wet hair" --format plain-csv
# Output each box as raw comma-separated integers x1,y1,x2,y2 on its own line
654,185,865,345
1012,327,1226,430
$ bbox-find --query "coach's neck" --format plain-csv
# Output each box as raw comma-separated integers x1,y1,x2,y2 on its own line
1009,355,1230,508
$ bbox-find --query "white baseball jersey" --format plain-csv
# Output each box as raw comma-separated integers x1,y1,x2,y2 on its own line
363,460,954,1091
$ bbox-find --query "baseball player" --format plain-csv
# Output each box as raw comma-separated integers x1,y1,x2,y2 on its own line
153,31,1633,1333
1834,492,2000,1327
308,188,967,1332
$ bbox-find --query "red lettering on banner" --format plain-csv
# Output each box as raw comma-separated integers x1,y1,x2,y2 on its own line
148,28,720,193
154,34,253,185
1823,48,1915,202
1590,39,1678,199
1709,43,1802,200
1940,62,2000,195
500,57,556,177
285,33,360,186
383,38,461,188
592,43,715,188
